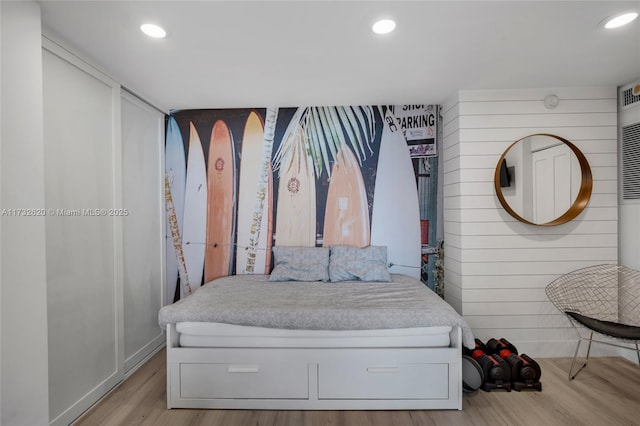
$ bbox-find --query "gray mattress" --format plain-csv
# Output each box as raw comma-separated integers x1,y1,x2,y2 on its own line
158,274,475,349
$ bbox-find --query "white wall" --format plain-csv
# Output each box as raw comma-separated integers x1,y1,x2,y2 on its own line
619,205,640,271
0,2,50,425
443,87,618,357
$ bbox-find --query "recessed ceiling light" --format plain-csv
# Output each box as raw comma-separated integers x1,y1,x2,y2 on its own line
603,11,638,29
140,23,167,39
372,19,396,35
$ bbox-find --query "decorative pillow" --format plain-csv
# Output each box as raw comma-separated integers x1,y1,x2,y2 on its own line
268,246,330,282
329,245,392,282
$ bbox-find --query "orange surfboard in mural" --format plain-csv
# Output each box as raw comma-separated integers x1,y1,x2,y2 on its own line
322,146,370,247
205,120,235,282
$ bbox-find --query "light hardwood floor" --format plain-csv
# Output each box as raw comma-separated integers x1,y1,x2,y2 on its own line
73,349,640,426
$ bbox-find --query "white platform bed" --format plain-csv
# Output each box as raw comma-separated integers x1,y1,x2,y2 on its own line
159,274,475,410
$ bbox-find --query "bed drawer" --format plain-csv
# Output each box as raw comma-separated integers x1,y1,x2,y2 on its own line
318,362,449,400
180,362,308,399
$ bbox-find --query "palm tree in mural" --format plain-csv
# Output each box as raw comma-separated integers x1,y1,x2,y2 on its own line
244,107,278,273
243,105,377,266
273,106,375,178
271,106,376,247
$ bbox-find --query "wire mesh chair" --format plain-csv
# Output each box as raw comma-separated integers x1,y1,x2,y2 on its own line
545,264,640,379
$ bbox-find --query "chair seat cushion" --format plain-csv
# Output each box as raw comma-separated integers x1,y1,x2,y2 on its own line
567,311,640,340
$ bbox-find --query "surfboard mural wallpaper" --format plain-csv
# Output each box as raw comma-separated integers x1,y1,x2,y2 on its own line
165,105,441,301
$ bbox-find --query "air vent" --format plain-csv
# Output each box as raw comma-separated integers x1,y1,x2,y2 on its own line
621,83,640,109
622,122,640,200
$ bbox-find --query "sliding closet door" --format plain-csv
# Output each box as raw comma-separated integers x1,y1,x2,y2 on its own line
121,91,165,373
43,39,123,426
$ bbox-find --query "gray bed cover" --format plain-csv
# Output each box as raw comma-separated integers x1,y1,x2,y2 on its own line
159,274,475,349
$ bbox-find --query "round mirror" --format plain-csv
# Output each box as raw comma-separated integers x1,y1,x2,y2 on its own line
494,133,592,226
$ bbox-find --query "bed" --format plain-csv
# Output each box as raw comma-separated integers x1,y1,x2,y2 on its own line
159,270,475,410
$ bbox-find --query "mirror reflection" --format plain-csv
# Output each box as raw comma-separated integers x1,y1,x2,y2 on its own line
494,134,592,226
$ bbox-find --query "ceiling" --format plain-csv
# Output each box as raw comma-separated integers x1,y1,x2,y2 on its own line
38,1,640,112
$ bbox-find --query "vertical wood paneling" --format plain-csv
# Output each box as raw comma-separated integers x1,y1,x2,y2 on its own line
443,88,618,357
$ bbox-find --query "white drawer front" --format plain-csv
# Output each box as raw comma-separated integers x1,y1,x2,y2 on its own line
318,363,449,399
180,362,308,399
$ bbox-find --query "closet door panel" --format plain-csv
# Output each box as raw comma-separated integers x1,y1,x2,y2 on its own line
43,44,122,426
121,91,165,372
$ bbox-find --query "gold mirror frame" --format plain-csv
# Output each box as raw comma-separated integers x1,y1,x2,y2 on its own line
494,133,593,226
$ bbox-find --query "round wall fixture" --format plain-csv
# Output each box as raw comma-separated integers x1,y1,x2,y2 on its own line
544,94,560,109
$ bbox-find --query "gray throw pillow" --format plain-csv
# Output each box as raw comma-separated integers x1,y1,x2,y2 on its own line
329,245,392,282
269,246,330,282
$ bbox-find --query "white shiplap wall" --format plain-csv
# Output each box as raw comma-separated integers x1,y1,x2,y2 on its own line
443,87,618,357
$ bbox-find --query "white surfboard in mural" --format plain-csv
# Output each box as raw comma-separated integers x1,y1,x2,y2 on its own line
371,107,422,279
182,122,208,296
165,116,186,304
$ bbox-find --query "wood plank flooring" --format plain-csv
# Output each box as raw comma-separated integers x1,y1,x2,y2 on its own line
73,349,640,426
